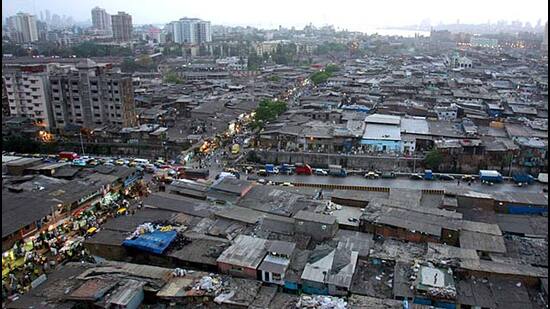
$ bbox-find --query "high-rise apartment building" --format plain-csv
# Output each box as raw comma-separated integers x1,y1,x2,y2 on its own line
196,20,212,43
3,64,54,129
49,59,136,129
111,12,133,42
7,13,38,43
170,18,211,44
91,7,111,31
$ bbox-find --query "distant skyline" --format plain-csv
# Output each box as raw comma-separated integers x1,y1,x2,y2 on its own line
3,0,548,31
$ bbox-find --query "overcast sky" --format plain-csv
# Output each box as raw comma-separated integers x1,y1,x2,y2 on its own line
3,0,549,30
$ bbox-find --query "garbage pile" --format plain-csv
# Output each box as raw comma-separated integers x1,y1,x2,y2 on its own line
427,286,457,300
193,274,223,293
125,222,178,240
126,223,157,240
296,295,347,309
322,201,342,215
172,268,188,277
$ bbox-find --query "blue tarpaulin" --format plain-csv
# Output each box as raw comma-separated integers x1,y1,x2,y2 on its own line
122,230,177,254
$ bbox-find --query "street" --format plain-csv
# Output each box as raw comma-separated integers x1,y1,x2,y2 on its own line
263,174,547,193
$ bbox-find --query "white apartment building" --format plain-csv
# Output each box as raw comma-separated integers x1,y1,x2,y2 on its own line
169,18,211,44
49,59,137,129
3,64,53,129
7,13,38,43
91,7,111,31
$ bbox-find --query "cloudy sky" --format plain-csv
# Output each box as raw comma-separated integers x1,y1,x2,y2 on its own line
3,0,548,30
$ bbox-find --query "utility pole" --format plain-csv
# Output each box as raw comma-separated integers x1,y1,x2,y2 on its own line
508,154,514,177
79,131,85,156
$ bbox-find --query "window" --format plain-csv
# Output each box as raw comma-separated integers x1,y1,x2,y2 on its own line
94,114,101,117
75,113,82,117
56,113,62,116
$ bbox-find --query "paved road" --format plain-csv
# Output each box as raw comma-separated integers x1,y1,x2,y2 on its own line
264,174,547,193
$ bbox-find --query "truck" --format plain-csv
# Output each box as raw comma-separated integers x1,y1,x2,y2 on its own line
328,164,347,177
59,151,78,161
479,170,503,184
295,163,313,175
423,169,433,180
279,164,295,175
265,164,279,175
512,172,535,185
538,173,548,184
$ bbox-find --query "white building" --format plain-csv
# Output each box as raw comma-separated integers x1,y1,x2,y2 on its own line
434,105,458,120
254,40,289,56
3,64,53,130
169,18,211,44
444,53,472,69
7,13,38,43
91,7,111,32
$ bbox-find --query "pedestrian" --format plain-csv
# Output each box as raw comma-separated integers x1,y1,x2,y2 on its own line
457,179,460,186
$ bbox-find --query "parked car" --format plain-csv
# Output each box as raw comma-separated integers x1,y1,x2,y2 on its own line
438,174,455,181
280,182,294,187
381,171,397,179
410,173,423,180
365,171,380,179
461,175,475,182
257,169,268,177
314,168,328,176
257,178,268,185
115,159,126,166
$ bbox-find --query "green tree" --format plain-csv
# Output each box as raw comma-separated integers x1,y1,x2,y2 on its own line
310,71,331,85
424,149,443,171
251,99,287,129
247,52,262,70
164,71,183,84
325,64,340,73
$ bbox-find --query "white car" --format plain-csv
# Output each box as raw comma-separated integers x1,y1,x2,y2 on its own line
314,169,328,176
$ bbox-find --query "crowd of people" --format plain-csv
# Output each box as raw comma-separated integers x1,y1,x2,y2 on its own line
2,180,152,303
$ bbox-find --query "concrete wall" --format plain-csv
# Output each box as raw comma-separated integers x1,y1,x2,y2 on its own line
217,262,258,279
256,150,419,171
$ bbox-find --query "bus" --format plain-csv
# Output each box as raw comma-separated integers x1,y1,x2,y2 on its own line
59,151,78,161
